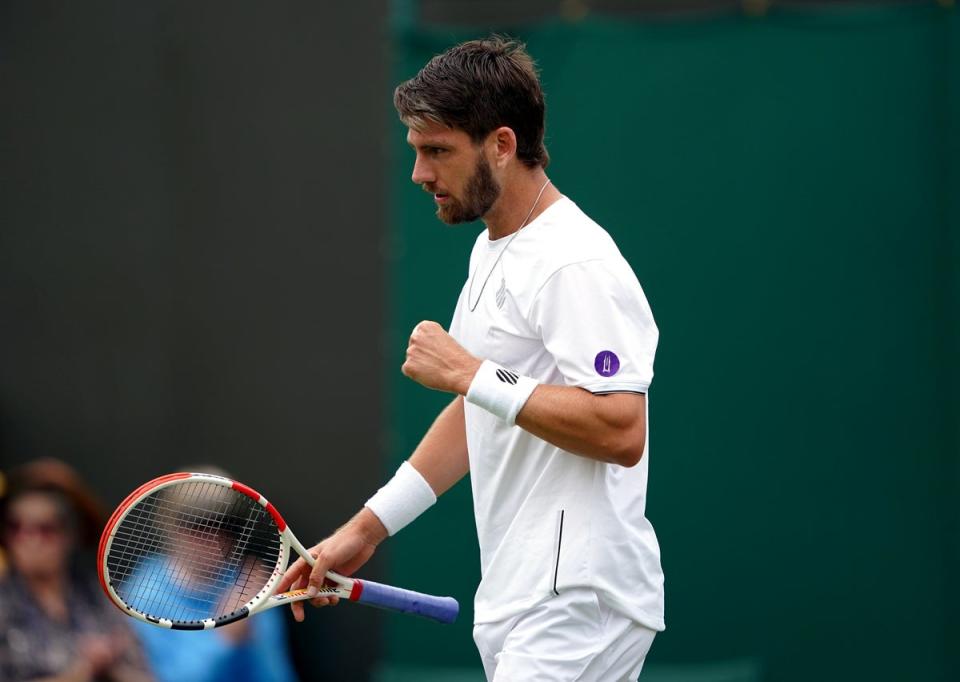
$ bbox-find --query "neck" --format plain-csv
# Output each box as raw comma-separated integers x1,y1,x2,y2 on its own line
483,168,561,240
22,570,69,620
23,568,66,593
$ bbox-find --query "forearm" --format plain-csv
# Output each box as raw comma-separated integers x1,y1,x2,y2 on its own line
279,411,466,601
401,320,646,467
281,402,470,603
456,360,645,467
514,386,647,467
361,396,469,539
408,396,470,496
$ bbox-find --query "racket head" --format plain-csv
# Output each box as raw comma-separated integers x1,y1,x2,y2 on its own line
98,473,291,629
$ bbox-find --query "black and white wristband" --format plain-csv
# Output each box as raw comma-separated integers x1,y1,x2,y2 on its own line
364,461,437,536
465,359,539,425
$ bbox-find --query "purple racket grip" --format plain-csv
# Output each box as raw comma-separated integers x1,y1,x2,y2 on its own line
352,579,459,624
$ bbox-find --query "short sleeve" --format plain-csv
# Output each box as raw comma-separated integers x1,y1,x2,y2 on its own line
528,258,658,393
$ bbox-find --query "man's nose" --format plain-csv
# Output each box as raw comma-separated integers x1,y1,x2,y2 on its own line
411,155,434,185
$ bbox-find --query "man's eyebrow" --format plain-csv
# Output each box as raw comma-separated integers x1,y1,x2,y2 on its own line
408,140,449,149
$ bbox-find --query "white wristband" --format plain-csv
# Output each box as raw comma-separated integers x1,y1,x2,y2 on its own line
364,461,437,536
465,359,538,426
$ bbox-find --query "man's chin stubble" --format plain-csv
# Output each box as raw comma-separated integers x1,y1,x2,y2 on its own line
437,204,473,225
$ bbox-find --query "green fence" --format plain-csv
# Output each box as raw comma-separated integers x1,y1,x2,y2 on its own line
381,4,958,680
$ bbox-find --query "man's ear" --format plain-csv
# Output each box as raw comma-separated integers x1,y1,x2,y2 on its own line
489,126,517,169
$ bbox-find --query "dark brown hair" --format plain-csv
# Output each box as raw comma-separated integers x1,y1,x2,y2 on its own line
394,36,549,169
0,458,108,549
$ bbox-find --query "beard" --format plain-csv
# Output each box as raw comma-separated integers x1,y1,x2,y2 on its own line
435,155,501,224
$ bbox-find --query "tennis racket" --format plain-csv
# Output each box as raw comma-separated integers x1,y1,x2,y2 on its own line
97,472,459,629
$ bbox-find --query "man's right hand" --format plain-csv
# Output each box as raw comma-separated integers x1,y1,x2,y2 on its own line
276,507,388,622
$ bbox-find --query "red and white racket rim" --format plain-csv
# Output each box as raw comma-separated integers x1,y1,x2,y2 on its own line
98,472,290,628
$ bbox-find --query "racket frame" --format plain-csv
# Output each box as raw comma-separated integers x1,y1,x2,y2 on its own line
98,472,358,630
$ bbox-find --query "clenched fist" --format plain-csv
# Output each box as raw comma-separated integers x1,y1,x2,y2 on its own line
402,321,482,395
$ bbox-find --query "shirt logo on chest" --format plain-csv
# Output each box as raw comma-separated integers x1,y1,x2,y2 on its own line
495,277,507,309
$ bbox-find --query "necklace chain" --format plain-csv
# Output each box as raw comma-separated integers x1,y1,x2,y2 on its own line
467,178,551,312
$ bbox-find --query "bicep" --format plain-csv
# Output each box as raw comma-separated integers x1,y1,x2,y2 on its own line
592,391,646,431
515,385,647,466
590,391,647,466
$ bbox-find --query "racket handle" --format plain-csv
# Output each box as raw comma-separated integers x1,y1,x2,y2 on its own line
351,579,459,624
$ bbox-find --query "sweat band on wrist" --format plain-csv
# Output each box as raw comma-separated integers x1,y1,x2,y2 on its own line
364,461,436,536
466,359,539,425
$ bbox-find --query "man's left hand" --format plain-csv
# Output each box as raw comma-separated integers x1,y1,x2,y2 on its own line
402,321,481,395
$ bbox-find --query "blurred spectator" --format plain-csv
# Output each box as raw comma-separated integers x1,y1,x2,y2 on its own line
0,458,153,682
0,470,7,576
130,465,300,682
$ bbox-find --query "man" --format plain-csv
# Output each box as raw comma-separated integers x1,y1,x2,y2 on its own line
278,37,664,680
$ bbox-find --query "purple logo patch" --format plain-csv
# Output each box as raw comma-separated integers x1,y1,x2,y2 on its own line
594,350,620,377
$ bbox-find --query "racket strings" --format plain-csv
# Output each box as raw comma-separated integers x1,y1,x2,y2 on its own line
111,504,255,596
223,506,274,605
106,481,282,624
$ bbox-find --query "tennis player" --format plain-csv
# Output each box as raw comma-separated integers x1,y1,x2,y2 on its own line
280,37,664,680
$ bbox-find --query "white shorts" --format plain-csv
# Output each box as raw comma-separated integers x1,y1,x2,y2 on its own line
472,589,657,682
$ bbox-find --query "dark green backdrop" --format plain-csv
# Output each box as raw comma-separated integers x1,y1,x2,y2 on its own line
379,4,958,681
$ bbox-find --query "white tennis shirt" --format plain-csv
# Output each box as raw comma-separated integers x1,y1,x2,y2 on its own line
448,196,665,630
